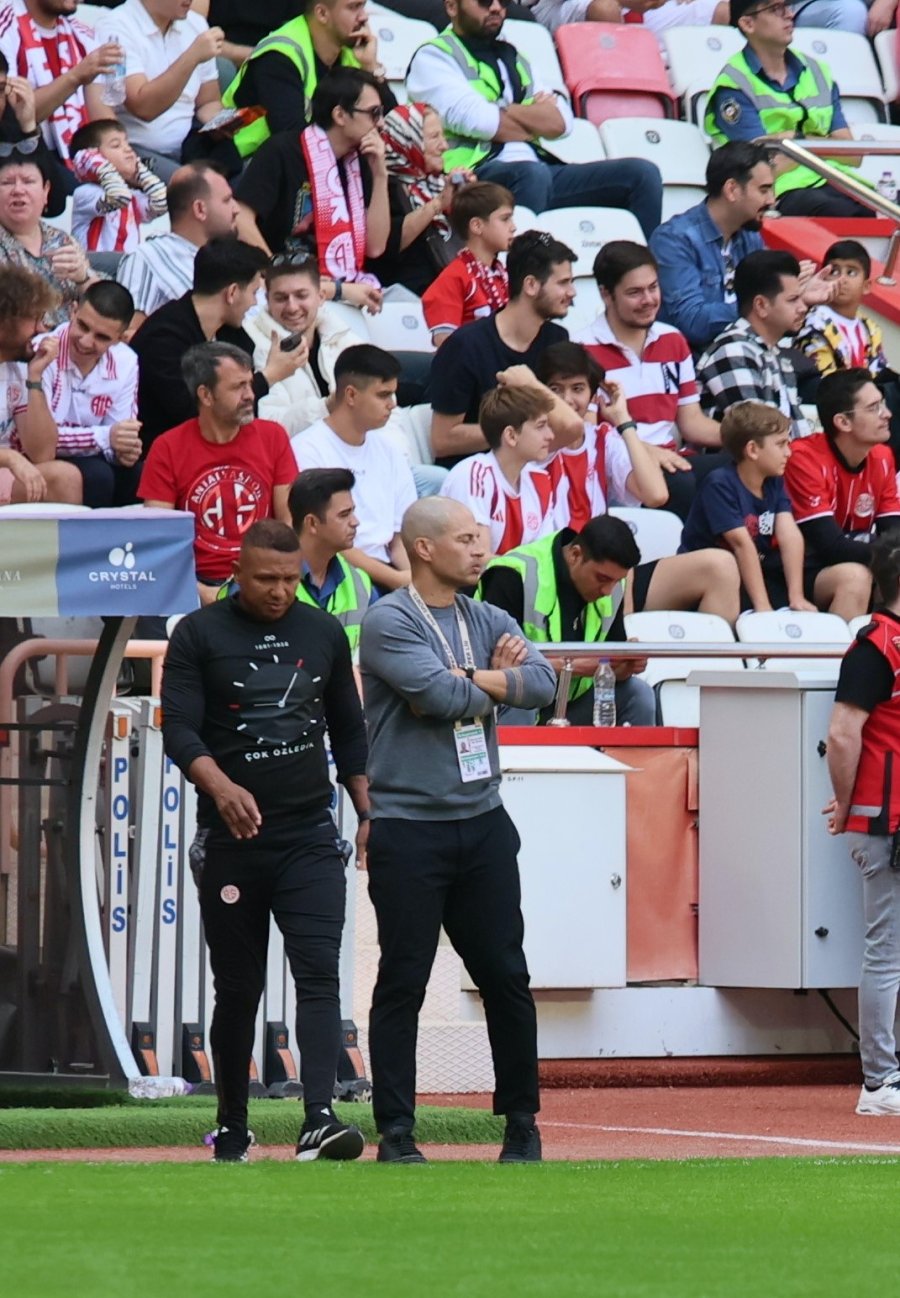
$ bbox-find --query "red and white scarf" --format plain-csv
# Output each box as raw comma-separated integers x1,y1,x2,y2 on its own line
11,1,91,160
459,248,509,313
300,124,379,287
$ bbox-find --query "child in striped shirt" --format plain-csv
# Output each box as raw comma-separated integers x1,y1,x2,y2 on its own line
69,119,167,255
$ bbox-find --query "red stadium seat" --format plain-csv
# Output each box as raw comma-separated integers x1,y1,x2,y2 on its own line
554,23,677,127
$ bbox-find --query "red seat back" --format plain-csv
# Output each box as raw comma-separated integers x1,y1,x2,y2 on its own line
554,22,676,121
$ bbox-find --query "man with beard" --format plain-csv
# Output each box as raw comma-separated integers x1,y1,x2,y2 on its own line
0,262,81,504
138,341,297,602
161,517,370,1163
427,230,582,470
405,0,662,238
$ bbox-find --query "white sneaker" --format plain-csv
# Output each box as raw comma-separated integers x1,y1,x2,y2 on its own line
856,1074,900,1115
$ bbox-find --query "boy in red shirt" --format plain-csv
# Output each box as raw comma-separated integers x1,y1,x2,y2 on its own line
422,181,515,348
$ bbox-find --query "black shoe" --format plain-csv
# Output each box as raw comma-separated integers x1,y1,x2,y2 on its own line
208,1125,254,1163
498,1116,542,1163
295,1110,365,1162
376,1126,428,1164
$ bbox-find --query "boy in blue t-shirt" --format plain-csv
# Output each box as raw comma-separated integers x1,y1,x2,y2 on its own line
679,402,817,613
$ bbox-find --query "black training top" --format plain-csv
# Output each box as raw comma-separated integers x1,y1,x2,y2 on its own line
162,594,368,839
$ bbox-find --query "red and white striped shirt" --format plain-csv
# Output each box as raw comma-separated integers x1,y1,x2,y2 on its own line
573,316,698,447
73,186,154,254
440,450,563,555
550,421,640,531
40,322,139,459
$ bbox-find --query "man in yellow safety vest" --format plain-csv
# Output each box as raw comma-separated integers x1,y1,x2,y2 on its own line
706,0,870,218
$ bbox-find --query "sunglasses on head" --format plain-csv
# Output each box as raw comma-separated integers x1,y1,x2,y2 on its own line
0,137,39,158
270,249,315,268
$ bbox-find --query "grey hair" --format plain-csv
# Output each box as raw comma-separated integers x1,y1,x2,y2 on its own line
181,341,252,402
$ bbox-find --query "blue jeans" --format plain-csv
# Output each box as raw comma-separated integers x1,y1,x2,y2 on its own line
793,0,868,35
476,156,663,239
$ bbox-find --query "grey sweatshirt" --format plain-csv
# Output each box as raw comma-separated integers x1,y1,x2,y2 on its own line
359,590,557,820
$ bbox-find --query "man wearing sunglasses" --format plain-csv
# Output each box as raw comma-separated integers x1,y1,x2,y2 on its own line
706,0,871,218
406,0,662,238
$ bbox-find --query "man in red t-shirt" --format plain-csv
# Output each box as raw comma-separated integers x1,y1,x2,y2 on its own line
785,368,900,621
139,341,296,603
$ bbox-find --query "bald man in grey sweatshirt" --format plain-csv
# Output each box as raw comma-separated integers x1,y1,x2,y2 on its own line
359,497,556,1166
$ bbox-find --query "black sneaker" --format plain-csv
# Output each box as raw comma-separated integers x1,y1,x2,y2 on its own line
498,1116,542,1164
208,1126,255,1163
376,1126,428,1164
295,1110,365,1162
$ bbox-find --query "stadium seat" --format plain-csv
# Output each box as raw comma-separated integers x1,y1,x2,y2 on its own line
512,205,538,235
608,506,682,562
875,29,899,104
532,206,645,269
565,275,603,336
847,614,872,639
598,118,709,222
503,18,569,101
543,118,605,167
735,608,850,674
789,28,888,125
43,195,73,235
369,11,436,104
624,609,737,727
554,23,677,126
849,124,900,191
662,26,744,124
325,301,373,339
364,300,434,352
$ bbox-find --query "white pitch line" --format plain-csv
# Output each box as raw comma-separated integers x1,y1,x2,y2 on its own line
542,1121,900,1155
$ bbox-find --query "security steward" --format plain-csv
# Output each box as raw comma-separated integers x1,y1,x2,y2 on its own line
826,536,900,1118
477,514,655,726
222,0,393,158
706,0,870,218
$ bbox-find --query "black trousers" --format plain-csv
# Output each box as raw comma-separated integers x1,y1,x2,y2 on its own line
367,805,539,1132
64,454,142,508
777,182,874,218
196,817,347,1132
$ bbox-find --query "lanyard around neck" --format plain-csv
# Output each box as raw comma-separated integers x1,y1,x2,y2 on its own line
407,585,476,671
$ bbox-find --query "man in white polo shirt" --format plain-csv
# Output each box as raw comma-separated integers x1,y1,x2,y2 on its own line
291,344,416,593
97,0,224,182
116,159,239,325
41,279,143,507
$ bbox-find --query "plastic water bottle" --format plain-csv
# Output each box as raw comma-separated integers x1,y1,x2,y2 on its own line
592,658,617,728
877,170,897,203
128,1076,193,1099
100,62,127,109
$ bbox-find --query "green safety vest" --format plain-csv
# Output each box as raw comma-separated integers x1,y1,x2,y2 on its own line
424,29,535,172
705,50,864,198
217,555,372,652
222,15,360,159
479,534,623,703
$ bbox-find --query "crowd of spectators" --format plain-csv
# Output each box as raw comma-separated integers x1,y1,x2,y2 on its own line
1,0,899,724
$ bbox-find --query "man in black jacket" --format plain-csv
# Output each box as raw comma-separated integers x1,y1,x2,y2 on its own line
161,518,371,1163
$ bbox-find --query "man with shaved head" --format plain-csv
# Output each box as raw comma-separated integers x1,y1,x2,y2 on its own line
359,496,556,1165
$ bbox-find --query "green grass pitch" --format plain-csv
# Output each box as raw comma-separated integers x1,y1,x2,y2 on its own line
1,1157,896,1298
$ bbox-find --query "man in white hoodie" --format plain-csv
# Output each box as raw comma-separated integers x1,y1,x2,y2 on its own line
243,253,366,439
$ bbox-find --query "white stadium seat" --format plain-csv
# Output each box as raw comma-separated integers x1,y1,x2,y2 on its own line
875,29,900,105
662,26,744,123
608,506,682,563
370,11,435,103
599,118,709,221
847,614,873,639
364,300,434,352
503,19,569,101
565,276,603,336
735,609,851,674
625,609,737,726
43,195,73,235
530,206,646,268
790,28,888,125
512,205,538,237
543,118,605,167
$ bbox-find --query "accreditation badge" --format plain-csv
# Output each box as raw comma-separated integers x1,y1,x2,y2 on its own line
453,719,491,783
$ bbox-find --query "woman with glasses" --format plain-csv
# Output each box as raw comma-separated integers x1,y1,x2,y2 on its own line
366,102,470,298
234,67,388,314
0,152,97,327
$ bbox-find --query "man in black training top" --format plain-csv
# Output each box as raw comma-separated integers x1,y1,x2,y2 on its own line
161,519,370,1163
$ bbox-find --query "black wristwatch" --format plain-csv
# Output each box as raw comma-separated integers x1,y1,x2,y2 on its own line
357,810,372,822
333,279,343,302
616,420,638,434
464,665,476,679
